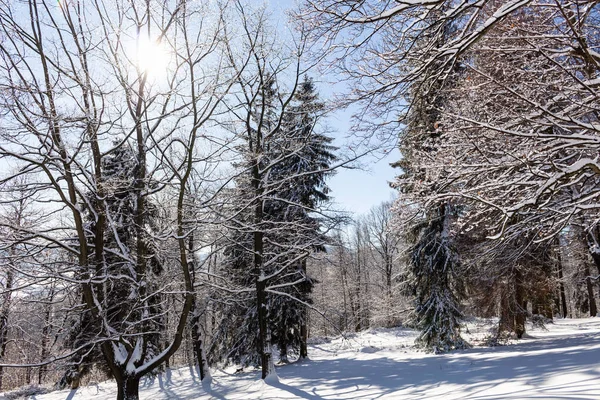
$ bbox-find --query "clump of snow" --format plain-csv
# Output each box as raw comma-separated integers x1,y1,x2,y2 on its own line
360,345,380,353
263,371,279,385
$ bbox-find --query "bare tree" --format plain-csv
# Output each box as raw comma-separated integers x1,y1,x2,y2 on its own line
365,200,402,326
0,178,42,390
398,3,600,239
0,0,238,398
296,0,531,143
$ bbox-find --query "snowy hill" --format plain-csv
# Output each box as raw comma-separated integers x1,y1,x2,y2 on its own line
5,318,600,399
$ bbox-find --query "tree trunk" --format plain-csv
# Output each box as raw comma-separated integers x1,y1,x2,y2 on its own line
499,281,515,335
585,229,600,301
300,309,308,359
340,262,349,332
386,257,393,327
164,293,171,370
251,142,273,379
557,253,568,318
354,263,362,332
196,339,210,381
299,259,308,359
585,264,597,317
189,233,208,381
257,281,275,378
590,249,600,278
0,268,13,391
256,277,273,379
587,237,600,302
116,374,141,400
191,309,208,380
70,372,81,390
279,333,289,364
362,250,370,330
39,286,55,384
514,272,526,339
254,224,273,378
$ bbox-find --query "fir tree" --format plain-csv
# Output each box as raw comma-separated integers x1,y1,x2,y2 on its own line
267,76,337,361
59,142,164,388
212,76,336,367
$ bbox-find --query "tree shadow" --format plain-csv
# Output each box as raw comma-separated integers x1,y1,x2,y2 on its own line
270,330,600,399
65,389,78,400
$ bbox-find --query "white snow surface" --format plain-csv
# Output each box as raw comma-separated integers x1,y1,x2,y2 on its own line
10,318,600,399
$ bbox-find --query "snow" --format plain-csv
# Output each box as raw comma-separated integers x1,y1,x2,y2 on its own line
112,343,128,366
126,340,143,374
10,318,600,399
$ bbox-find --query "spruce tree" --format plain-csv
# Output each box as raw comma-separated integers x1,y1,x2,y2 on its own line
267,76,336,361
59,142,164,387
403,204,467,352
395,12,468,353
212,76,336,367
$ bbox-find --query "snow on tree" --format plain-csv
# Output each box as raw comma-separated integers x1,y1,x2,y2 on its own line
296,0,531,142
266,76,337,362
299,0,600,344
401,203,467,353
207,5,339,377
58,141,166,388
0,1,238,398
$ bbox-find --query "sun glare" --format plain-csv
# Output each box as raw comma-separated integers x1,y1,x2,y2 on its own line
135,36,170,78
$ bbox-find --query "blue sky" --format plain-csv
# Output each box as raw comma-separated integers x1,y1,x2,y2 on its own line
324,105,401,216
328,149,400,215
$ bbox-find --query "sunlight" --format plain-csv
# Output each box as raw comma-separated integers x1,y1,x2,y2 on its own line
135,35,170,78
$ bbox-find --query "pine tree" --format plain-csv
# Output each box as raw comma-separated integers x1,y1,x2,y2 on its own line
212,76,336,368
59,142,165,388
267,76,337,362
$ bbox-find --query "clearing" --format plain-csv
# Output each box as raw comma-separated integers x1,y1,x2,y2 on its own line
4,318,600,399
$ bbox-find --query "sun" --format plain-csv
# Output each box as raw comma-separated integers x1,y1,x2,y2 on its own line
134,36,170,78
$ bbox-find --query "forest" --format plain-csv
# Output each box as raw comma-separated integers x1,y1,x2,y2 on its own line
1,0,600,399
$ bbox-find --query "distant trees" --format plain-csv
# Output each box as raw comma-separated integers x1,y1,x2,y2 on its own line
0,179,43,390
306,200,405,336
366,201,401,326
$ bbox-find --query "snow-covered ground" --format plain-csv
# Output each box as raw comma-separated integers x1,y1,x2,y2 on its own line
5,318,600,399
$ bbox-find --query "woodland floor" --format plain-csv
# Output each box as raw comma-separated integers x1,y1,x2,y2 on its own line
4,317,600,399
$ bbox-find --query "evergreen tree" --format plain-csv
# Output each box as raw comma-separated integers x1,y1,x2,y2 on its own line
59,142,164,388
393,11,468,352
267,76,337,362
212,76,336,367
403,204,467,352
